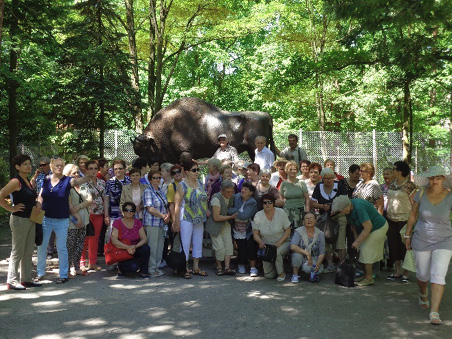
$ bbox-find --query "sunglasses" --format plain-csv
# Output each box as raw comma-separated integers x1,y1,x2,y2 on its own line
124,208,136,213
39,163,49,167
262,200,273,205
152,176,162,180
171,170,182,175
189,168,200,173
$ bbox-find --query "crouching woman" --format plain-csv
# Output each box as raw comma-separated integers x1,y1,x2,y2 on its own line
290,212,325,283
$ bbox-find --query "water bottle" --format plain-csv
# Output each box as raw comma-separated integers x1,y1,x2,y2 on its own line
310,265,316,282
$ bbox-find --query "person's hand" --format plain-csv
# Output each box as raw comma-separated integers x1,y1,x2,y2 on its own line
314,265,320,272
230,212,238,220
258,243,266,249
163,213,171,224
127,246,136,255
206,210,211,218
104,216,110,226
75,216,83,228
405,238,411,250
352,241,360,249
323,204,330,211
307,255,313,266
35,168,42,176
11,203,25,213
172,221,180,232
136,204,143,213
34,202,42,214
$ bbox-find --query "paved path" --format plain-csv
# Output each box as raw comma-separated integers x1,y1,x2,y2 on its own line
0,238,451,338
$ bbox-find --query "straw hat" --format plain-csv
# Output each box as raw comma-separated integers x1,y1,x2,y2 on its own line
273,158,289,168
413,166,452,188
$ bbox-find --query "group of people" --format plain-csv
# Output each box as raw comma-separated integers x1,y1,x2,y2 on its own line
1,132,451,326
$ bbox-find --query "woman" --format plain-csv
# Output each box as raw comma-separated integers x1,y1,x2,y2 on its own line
353,163,384,215
210,164,238,197
111,202,151,278
36,157,93,283
228,182,258,276
0,154,41,290
405,167,452,325
160,163,174,194
386,161,417,282
96,158,110,182
79,160,107,272
324,159,344,180
340,164,360,198
205,158,222,203
63,164,92,277
143,170,170,277
255,169,284,211
269,158,288,189
206,180,237,275
253,194,291,280
238,163,260,191
297,160,311,181
290,212,326,283
381,167,394,212
76,155,89,177
305,163,322,199
280,161,310,230
310,168,348,269
120,168,146,221
174,160,209,279
332,196,389,287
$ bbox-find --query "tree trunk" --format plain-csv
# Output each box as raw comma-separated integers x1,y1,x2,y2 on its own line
147,0,156,119
97,1,105,157
8,0,19,178
125,0,142,132
402,79,412,164
0,0,5,65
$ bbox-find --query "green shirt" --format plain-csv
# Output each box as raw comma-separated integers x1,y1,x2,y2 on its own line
347,198,386,234
280,179,307,209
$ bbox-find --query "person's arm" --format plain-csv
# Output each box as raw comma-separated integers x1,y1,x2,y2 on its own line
145,190,169,222
274,145,281,157
111,227,135,251
352,220,372,249
136,226,148,248
405,200,419,250
119,187,127,214
236,199,257,220
104,187,110,226
30,170,40,189
275,226,291,248
253,229,265,249
376,195,384,215
310,199,330,212
72,190,93,214
0,179,24,213
304,192,310,212
71,174,93,187
273,189,284,207
212,204,237,222
173,185,184,232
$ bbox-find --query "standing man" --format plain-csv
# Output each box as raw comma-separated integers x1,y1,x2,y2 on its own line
280,134,307,165
30,157,52,193
254,136,274,171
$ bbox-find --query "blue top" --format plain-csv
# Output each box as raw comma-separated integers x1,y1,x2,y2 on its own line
41,175,72,219
346,198,386,234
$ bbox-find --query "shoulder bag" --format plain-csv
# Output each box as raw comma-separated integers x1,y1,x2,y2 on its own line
104,222,134,265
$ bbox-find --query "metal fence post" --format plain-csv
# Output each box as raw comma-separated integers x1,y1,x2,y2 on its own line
299,129,302,149
372,129,377,177
114,130,118,157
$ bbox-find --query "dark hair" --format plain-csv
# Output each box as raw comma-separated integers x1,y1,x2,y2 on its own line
97,158,108,168
147,170,161,182
132,157,149,170
129,168,141,177
122,201,137,212
170,164,182,174
247,163,260,175
309,162,322,173
112,159,126,169
348,164,360,174
149,157,160,166
260,193,276,205
86,160,98,169
241,181,256,194
13,154,31,169
288,134,298,141
300,160,311,167
394,161,410,177
182,160,197,172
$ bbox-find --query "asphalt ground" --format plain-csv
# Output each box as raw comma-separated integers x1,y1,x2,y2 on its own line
0,227,451,339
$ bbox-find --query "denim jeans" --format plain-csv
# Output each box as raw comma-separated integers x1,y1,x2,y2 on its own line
37,217,70,278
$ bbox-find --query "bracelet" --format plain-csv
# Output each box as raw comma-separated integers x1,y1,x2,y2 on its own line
404,235,411,239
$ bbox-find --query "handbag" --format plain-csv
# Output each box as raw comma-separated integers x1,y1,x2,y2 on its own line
402,250,416,272
165,232,186,272
315,213,339,245
335,249,357,287
257,244,277,263
86,221,95,237
104,223,134,265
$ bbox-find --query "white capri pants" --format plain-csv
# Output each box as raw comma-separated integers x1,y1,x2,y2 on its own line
415,249,452,285
180,220,204,261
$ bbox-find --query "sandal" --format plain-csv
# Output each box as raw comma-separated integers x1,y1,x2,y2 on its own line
429,312,442,325
34,276,44,282
216,267,224,276
192,268,208,276
419,292,429,310
184,271,192,279
56,278,69,284
223,267,236,276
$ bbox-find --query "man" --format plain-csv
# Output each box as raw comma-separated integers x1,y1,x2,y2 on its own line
30,157,51,193
279,134,307,165
197,134,239,165
254,136,274,171
132,157,150,185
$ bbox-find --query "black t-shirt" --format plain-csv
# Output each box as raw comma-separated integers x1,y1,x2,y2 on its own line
311,181,348,214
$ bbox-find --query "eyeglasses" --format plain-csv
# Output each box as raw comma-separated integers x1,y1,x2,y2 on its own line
262,200,273,205
190,168,200,172
359,170,368,173
171,169,182,175
124,208,135,213
88,167,98,170
39,163,48,167
152,176,161,180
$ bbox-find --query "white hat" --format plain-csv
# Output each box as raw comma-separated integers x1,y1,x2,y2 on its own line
414,166,452,188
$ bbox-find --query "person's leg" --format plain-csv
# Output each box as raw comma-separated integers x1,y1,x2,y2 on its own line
98,222,108,255
191,222,204,271
363,263,373,281
20,218,36,283
146,226,160,274
222,225,234,269
67,229,76,272
135,244,150,275
73,228,86,271
430,249,452,313
7,216,28,285
155,227,165,273
235,239,247,266
275,242,290,276
263,261,276,279
47,231,56,255
118,259,139,275
335,214,347,263
88,214,104,267
291,252,303,276
247,237,259,269
180,220,194,263
36,217,53,278
210,233,225,269
53,218,70,278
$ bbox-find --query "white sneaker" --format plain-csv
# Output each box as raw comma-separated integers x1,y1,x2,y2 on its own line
250,267,258,277
238,265,246,274
291,275,299,283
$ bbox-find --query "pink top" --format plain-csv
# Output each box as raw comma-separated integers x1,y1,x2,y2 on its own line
112,218,143,245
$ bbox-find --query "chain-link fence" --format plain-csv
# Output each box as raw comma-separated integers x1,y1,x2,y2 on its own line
3,128,450,184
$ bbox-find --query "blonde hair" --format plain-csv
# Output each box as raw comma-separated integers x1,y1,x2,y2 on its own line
360,162,375,177
50,157,66,172
285,160,299,172
63,164,78,176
